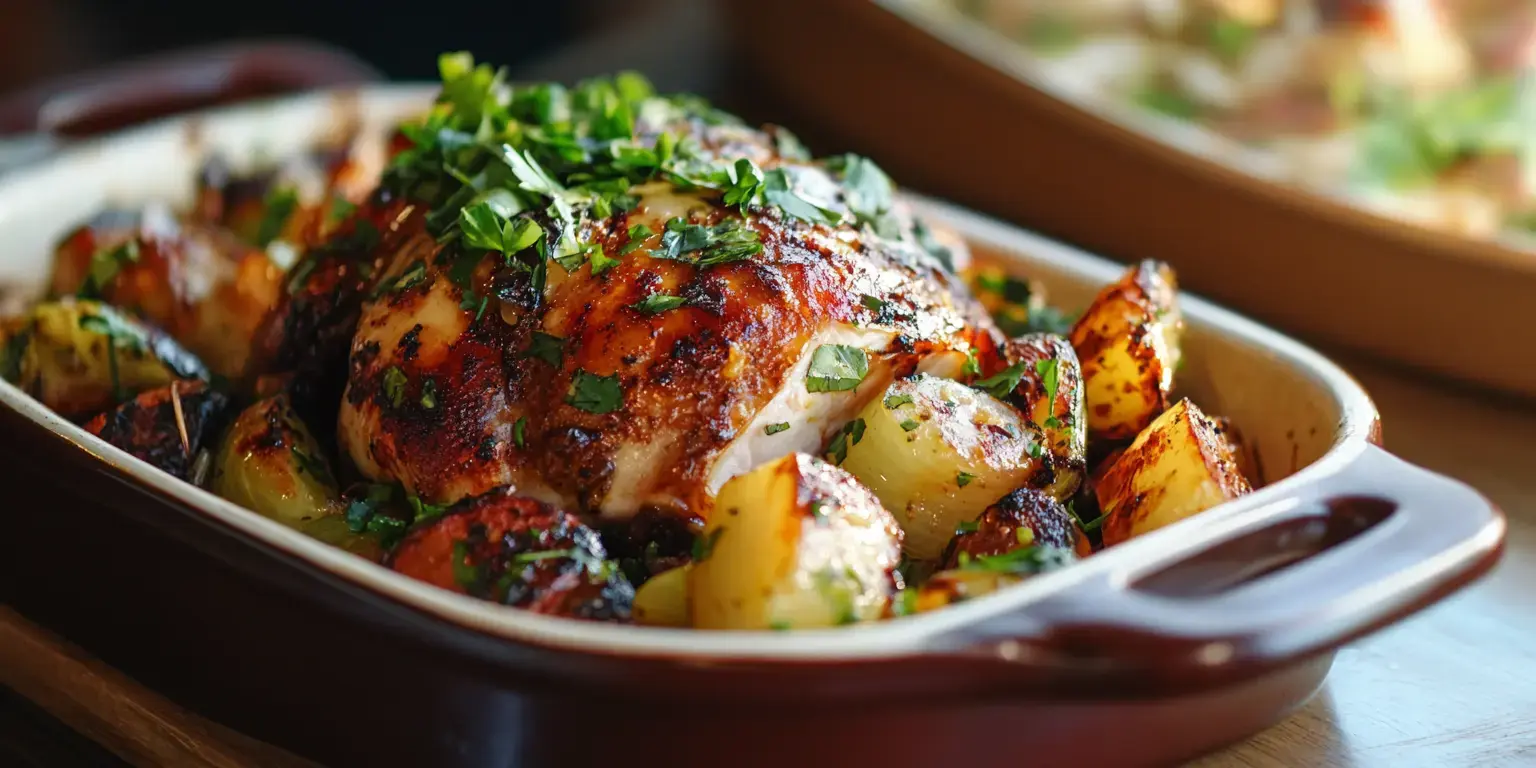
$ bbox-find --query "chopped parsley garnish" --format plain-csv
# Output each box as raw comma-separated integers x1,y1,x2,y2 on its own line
860,294,887,312
566,369,623,414
524,332,564,367
956,471,976,488
899,418,921,432
805,344,869,393
408,495,449,523
1137,86,1202,120
513,416,528,448
973,361,1026,399
1035,358,1061,428
722,158,765,210
77,240,140,299
653,216,764,267
388,260,429,295
254,187,299,247
328,194,356,224
962,347,982,377
289,446,334,487
1066,500,1110,533
837,155,895,233
381,366,408,407
955,520,980,535
420,378,439,409
764,422,790,435
883,393,914,409
511,549,576,565
692,527,725,562
1017,527,1035,545
630,292,687,315
1207,17,1258,63
1023,15,1081,55
762,168,842,226
459,198,543,255
958,545,1074,576
825,418,866,465
618,223,657,255
451,540,487,591
974,271,1033,304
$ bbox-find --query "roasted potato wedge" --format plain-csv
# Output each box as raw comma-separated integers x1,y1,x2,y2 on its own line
210,394,343,528
1097,398,1253,546
942,488,1090,569
387,489,633,620
82,381,229,480
997,333,1087,500
840,374,1046,559
0,299,206,418
690,453,903,630
1068,260,1183,442
633,564,691,627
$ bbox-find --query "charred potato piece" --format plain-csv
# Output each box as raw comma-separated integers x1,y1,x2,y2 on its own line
1068,260,1183,442
48,208,286,382
633,564,691,627
841,374,1046,559
0,299,206,418
210,394,342,528
1097,399,1253,546
942,488,1090,570
82,381,228,480
998,334,1087,500
387,489,633,620
690,453,903,630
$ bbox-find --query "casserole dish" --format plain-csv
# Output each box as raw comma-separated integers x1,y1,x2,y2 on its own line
0,86,1505,768
718,0,1536,400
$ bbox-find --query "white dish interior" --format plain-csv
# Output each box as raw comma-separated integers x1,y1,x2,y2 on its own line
0,86,1376,660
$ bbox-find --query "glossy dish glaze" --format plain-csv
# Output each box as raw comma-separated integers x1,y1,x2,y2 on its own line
0,87,1505,768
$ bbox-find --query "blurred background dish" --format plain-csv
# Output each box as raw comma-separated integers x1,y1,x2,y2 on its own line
719,0,1536,400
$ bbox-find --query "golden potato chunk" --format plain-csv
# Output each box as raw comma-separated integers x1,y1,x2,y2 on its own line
1096,399,1252,546
210,394,342,528
839,374,1047,559
633,564,692,628
690,453,903,630
1068,260,1183,442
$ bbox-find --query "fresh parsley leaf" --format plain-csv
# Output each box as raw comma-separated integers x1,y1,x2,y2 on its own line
860,294,887,312
806,344,869,393
1036,358,1061,427
962,347,981,377
884,393,914,409
420,378,439,409
618,223,656,255
955,520,980,535
764,422,790,435
763,168,842,226
408,495,449,523
654,216,764,267
722,157,765,210
525,332,564,367
77,240,141,299
840,155,894,226
254,187,299,247
451,540,487,591
957,471,976,487
382,366,408,408
290,446,334,487
589,249,622,275
974,362,1026,399
566,369,623,414
899,418,921,432
959,545,1075,576
631,292,687,314
825,418,866,465
513,416,528,448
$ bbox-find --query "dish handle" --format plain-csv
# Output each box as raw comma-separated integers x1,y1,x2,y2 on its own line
930,444,1505,695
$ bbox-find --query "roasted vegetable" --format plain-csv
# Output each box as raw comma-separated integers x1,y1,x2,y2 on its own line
840,374,1046,559
997,333,1087,500
942,487,1089,569
300,514,388,563
633,564,691,627
1096,398,1253,546
210,394,342,528
690,453,903,630
0,299,206,418
1068,260,1183,442
48,210,287,382
907,544,1076,614
82,381,228,480
387,489,633,620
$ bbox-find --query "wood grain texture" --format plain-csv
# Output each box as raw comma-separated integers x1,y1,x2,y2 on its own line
1,351,1531,768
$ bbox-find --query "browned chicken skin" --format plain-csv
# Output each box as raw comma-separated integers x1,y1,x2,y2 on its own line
334,121,996,521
